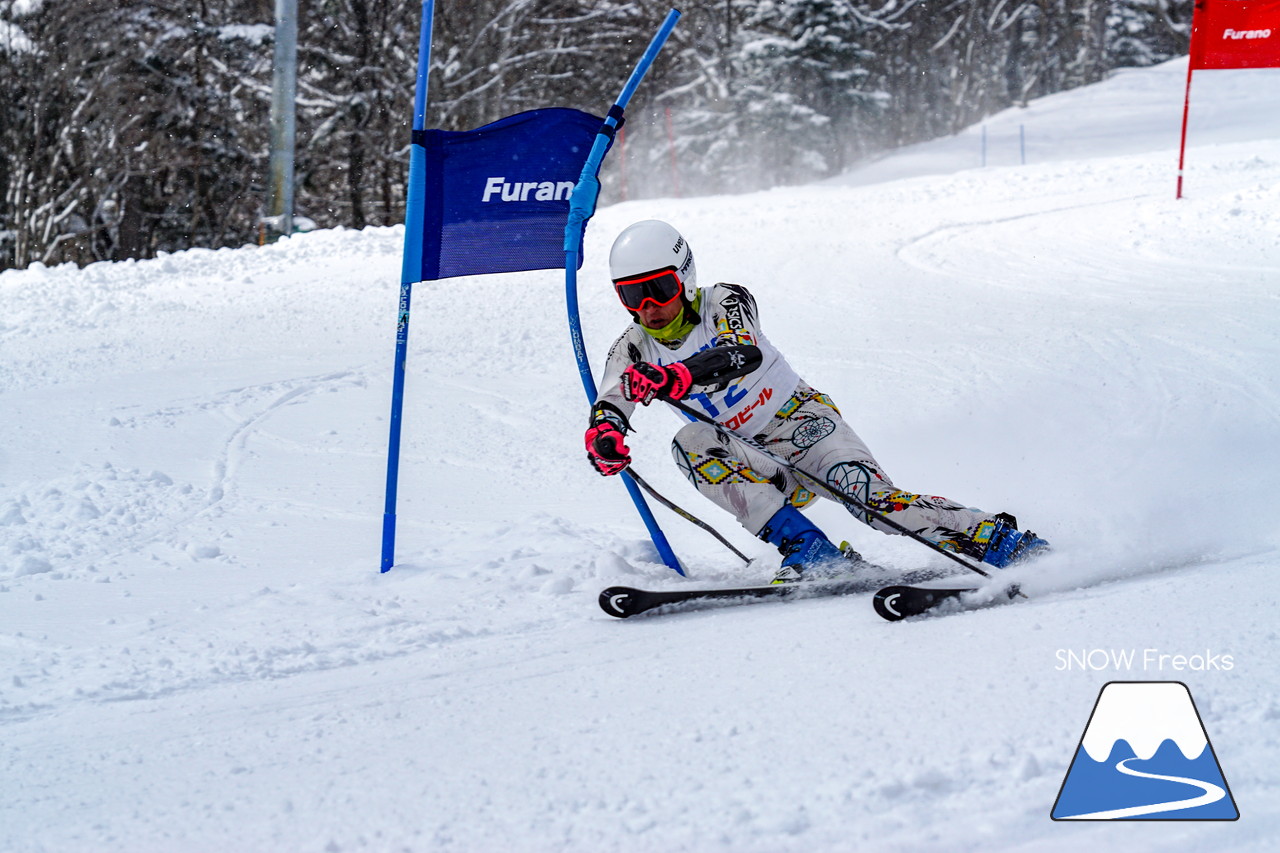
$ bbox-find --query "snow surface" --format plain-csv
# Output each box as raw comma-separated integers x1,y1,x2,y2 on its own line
2,57,1279,851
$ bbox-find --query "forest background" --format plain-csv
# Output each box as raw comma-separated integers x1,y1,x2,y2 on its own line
0,0,1191,271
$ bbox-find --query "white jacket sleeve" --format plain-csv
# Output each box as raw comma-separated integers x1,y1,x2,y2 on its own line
590,327,643,429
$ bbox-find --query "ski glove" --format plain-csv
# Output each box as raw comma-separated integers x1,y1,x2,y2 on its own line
585,422,631,476
620,361,693,406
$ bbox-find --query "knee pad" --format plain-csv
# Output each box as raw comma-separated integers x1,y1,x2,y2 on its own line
671,422,735,486
825,461,877,523
671,436,698,485
671,424,775,490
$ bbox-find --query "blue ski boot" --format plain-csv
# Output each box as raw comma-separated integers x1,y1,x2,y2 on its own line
977,513,1050,568
759,504,861,584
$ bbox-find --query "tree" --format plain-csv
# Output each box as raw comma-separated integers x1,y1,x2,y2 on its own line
1108,0,1191,69
0,0,1204,271
1,0,272,268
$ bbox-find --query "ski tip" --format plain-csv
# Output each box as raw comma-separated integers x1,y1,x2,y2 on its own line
599,586,642,618
872,585,913,622
872,584,981,622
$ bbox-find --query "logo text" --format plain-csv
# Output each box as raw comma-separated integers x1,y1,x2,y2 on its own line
482,177,575,203
1055,648,1234,671
1223,27,1272,40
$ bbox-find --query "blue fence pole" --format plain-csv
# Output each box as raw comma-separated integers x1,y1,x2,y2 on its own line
381,0,435,572
564,9,684,574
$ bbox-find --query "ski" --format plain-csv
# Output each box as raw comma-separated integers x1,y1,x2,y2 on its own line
872,582,1022,621
601,582,800,618
600,568,944,619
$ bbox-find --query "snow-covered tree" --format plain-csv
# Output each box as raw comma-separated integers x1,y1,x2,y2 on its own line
0,0,271,267
1107,0,1191,69
0,0,1204,270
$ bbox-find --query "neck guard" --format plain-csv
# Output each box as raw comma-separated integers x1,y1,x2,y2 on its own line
638,290,702,344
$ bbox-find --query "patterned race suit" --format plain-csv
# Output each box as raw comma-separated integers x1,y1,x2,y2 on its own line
594,284,1001,558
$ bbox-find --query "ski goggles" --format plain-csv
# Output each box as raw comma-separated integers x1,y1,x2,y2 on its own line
613,268,683,311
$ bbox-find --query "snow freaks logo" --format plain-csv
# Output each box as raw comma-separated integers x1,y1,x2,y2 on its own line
1051,682,1239,821
1055,647,1234,671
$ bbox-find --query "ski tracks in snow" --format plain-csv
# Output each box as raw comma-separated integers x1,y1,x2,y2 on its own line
1,370,372,583
892,190,1152,283
202,369,368,510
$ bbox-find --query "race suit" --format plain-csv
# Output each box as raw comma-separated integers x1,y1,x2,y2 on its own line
593,283,999,557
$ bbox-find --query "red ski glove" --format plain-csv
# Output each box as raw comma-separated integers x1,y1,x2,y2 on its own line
585,421,631,476
620,361,693,406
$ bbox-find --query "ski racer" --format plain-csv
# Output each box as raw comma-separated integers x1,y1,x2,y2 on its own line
584,219,1049,583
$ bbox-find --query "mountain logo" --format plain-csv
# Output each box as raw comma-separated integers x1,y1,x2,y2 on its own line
1051,681,1239,821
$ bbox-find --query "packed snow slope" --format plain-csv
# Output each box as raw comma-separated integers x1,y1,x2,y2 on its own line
2,58,1278,852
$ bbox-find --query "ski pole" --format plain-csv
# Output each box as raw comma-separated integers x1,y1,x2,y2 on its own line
662,397,993,580
625,468,752,564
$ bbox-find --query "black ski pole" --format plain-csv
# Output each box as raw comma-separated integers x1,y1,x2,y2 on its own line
663,397,993,580
624,468,752,564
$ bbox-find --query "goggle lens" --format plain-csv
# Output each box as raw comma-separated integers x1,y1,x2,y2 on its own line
614,270,682,311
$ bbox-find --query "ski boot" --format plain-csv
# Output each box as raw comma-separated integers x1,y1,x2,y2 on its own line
977,512,1050,569
759,504,863,584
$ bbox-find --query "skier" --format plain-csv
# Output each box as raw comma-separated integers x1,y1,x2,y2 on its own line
584,219,1048,582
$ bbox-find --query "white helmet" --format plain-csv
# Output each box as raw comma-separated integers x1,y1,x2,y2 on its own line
608,220,697,303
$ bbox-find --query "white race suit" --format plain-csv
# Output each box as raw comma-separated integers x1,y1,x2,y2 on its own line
593,283,1002,558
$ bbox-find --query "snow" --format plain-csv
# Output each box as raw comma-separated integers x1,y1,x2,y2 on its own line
2,57,1278,851
217,24,274,46
0,21,34,53
831,60,1280,185
8,0,45,17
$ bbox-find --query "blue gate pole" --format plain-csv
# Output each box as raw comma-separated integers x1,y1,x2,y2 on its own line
382,0,435,572
564,10,684,574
